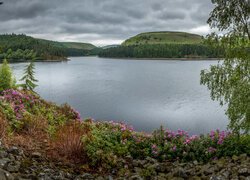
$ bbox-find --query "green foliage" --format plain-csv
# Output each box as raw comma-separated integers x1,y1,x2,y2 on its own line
0,59,15,91
207,0,250,39
201,0,250,133
0,49,36,62
83,122,132,168
99,44,223,58
20,61,38,92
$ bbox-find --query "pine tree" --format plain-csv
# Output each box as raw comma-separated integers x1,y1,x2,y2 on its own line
20,61,38,92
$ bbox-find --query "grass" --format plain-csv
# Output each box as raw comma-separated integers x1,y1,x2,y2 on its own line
122,31,203,46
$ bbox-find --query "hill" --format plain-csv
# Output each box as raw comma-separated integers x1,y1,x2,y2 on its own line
99,31,223,59
101,44,120,49
122,31,203,46
61,42,96,50
0,34,97,61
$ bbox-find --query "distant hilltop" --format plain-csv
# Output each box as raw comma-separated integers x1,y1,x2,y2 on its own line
99,31,223,59
122,31,203,46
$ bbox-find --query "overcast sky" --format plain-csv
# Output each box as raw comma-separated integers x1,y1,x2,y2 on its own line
0,0,215,46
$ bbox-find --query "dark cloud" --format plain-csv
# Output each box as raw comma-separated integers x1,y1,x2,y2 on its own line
0,0,214,46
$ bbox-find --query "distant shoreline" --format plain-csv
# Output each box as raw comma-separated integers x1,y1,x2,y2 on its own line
98,56,222,61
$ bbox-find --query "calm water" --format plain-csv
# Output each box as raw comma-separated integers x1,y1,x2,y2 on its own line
11,57,228,134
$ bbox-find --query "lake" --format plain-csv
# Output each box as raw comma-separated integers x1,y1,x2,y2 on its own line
11,57,228,134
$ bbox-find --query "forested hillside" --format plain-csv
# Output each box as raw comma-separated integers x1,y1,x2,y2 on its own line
0,34,98,61
99,31,223,58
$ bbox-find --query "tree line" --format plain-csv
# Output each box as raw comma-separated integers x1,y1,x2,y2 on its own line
98,44,224,58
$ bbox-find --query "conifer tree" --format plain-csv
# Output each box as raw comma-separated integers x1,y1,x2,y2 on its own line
20,61,38,92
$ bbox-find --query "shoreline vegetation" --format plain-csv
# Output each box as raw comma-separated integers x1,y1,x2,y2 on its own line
0,89,249,179
99,57,222,61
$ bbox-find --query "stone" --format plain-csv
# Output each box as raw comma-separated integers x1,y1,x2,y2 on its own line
204,167,216,175
75,173,94,179
0,158,10,168
154,163,168,173
193,160,198,165
232,155,239,162
129,174,143,180
239,154,247,161
132,160,140,167
145,157,157,164
31,152,42,158
0,169,7,180
238,168,249,176
173,168,188,178
0,151,8,158
125,155,133,162
7,147,22,156
96,176,105,180
0,168,14,180
5,163,20,173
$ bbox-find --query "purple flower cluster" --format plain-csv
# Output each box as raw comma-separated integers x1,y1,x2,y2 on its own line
109,121,134,132
209,129,230,145
151,144,159,155
1,89,39,119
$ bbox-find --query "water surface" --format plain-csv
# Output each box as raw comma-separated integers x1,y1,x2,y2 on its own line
11,57,228,134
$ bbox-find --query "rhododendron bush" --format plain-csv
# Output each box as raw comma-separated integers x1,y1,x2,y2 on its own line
82,120,250,170
0,89,81,132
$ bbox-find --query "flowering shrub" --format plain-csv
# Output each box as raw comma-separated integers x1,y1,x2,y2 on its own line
0,89,249,172
0,89,81,133
82,120,250,170
83,120,135,169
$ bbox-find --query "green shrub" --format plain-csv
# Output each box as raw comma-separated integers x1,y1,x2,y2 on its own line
0,59,15,91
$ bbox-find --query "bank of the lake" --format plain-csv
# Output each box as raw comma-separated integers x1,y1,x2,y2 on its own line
98,56,221,61
0,89,249,180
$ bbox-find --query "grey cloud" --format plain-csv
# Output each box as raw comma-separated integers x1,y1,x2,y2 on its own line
0,0,214,46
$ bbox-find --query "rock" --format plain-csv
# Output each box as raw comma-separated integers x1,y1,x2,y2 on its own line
145,157,157,164
0,151,8,158
0,169,14,180
204,167,216,175
132,160,140,167
0,158,10,168
210,176,223,180
173,168,188,178
96,176,105,180
125,155,133,162
108,175,113,180
239,154,247,161
7,147,22,156
31,152,42,158
129,174,143,180
75,173,94,179
232,155,239,162
193,160,198,165
5,163,20,173
0,169,7,180
238,168,249,176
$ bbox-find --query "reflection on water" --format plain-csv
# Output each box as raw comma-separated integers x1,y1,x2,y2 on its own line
11,57,228,134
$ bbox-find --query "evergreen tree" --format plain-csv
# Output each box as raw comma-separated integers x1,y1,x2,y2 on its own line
20,61,38,92
0,59,14,91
